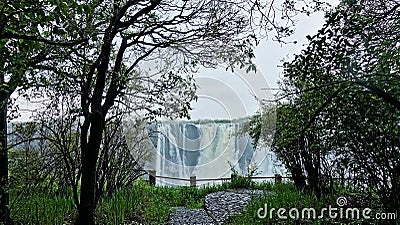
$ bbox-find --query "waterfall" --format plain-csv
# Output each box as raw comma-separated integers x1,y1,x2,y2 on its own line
146,118,284,186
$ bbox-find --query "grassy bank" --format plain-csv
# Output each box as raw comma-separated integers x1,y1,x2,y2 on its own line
9,180,398,224
10,180,231,224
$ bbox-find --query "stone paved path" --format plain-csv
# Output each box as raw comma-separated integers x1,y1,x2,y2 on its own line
168,189,264,225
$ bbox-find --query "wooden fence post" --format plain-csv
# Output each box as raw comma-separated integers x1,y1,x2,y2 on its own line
274,174,282,183
190,176,196,187
148,170,156,186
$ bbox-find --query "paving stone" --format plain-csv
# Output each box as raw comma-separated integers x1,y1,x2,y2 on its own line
167,189,265,225
168,207,214,225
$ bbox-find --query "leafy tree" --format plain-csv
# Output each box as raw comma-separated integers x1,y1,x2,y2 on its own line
0,1,90,223
1,0,333,223
37,1,331,223
8,98,154,211
250,0,400,209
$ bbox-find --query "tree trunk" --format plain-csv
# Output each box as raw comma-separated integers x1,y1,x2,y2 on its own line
389,164,400,211
75,112,103,225
289,163,307,190
0,91,11,224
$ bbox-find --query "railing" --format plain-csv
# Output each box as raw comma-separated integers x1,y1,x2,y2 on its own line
146,170,291,187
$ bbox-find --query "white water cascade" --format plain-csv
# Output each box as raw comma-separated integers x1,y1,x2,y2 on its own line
146,119,284,186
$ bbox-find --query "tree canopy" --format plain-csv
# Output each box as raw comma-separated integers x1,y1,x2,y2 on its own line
1,0,335,224
249,0,400,210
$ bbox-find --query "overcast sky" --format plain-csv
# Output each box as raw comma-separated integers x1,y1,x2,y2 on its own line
15,2,339,122
189,3,339,120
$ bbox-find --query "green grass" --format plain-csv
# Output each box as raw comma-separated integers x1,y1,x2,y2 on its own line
97,180,241,224
10,179,230,224
9,180,398,225
225,182,323,224
10,190,76,224
225,183,397,225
